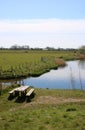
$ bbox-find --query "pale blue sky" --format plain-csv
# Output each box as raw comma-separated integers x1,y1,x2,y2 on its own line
0,0,85,48
0,0,85,19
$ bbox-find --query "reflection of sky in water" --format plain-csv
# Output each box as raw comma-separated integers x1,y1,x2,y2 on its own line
23,60,85,90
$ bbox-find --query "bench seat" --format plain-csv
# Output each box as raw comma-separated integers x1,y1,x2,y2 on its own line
8,90,15,94
26,88,34,96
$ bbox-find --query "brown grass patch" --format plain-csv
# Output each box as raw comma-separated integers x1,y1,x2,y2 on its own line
55,58,66,66
34,96,85,104
79,54,85,59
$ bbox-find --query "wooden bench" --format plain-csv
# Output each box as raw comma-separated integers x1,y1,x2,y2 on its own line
8,89,16,96
9,90,15,94
8,87,21,95
26,88,34,97
8,87,20,95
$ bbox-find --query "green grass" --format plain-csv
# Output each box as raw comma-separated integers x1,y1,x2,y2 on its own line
0,88,85,130
0,103,85,130
0,50,85,130
0,50,78,79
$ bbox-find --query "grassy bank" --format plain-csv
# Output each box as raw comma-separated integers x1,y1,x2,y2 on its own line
0,87,85,130
0,50,79,79
0,103,85,130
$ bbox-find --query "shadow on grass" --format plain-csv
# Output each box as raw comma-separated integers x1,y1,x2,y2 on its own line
26,93,35,103
8,92,35,103
0,91,2,96
15,94,26,103
8,93,18,101
15,96,26,103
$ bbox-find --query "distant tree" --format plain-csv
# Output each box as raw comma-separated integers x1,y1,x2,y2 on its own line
10,44,29,50
0,47,4,50
79,46,85,54
57,47,64,51
45,47,56,51
10,44,19,50
22,45,29,50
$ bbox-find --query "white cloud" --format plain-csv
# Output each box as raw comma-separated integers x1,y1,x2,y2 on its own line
0,19,85,48
0,19,85,33
0,32,85,49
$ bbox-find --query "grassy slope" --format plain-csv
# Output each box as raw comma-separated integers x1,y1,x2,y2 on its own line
0,88,85,130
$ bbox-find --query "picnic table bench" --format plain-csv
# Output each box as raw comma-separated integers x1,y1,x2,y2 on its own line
8,87,21,95
26,88,34,97
9,89,15,94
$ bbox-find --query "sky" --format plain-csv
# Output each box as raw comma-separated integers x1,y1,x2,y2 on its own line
0,0,85,49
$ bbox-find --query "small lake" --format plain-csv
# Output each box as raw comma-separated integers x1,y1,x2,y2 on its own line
20,60,85,90
1,60,85,90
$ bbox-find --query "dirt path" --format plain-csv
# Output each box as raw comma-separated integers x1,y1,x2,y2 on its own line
22,96,85,108
32,96,85,105
9,96,85,112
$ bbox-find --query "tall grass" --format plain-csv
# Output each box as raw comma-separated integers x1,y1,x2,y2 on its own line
0,50,78,79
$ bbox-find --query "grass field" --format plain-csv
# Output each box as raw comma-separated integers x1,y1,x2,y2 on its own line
0,50,85,130
0,50,78,79
0,87,85,130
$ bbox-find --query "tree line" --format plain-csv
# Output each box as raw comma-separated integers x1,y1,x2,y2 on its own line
79,45,85,54
0,44,77,51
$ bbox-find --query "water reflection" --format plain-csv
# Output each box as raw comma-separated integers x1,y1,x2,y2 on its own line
0,83,2,95
78,60,85,69
0,60,85,90
22,60,85,90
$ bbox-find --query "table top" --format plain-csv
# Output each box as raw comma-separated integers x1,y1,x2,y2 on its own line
14,86,29,92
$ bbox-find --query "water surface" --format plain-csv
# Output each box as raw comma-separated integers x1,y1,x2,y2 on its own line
22,60,85,89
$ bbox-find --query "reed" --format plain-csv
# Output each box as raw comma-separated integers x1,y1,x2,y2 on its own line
78,54,85,59
55,58,66,67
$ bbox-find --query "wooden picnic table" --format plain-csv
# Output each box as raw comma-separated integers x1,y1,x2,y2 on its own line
9,86,29,96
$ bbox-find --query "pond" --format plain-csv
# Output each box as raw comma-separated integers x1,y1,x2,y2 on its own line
20,60,85,90
1,60,85,90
